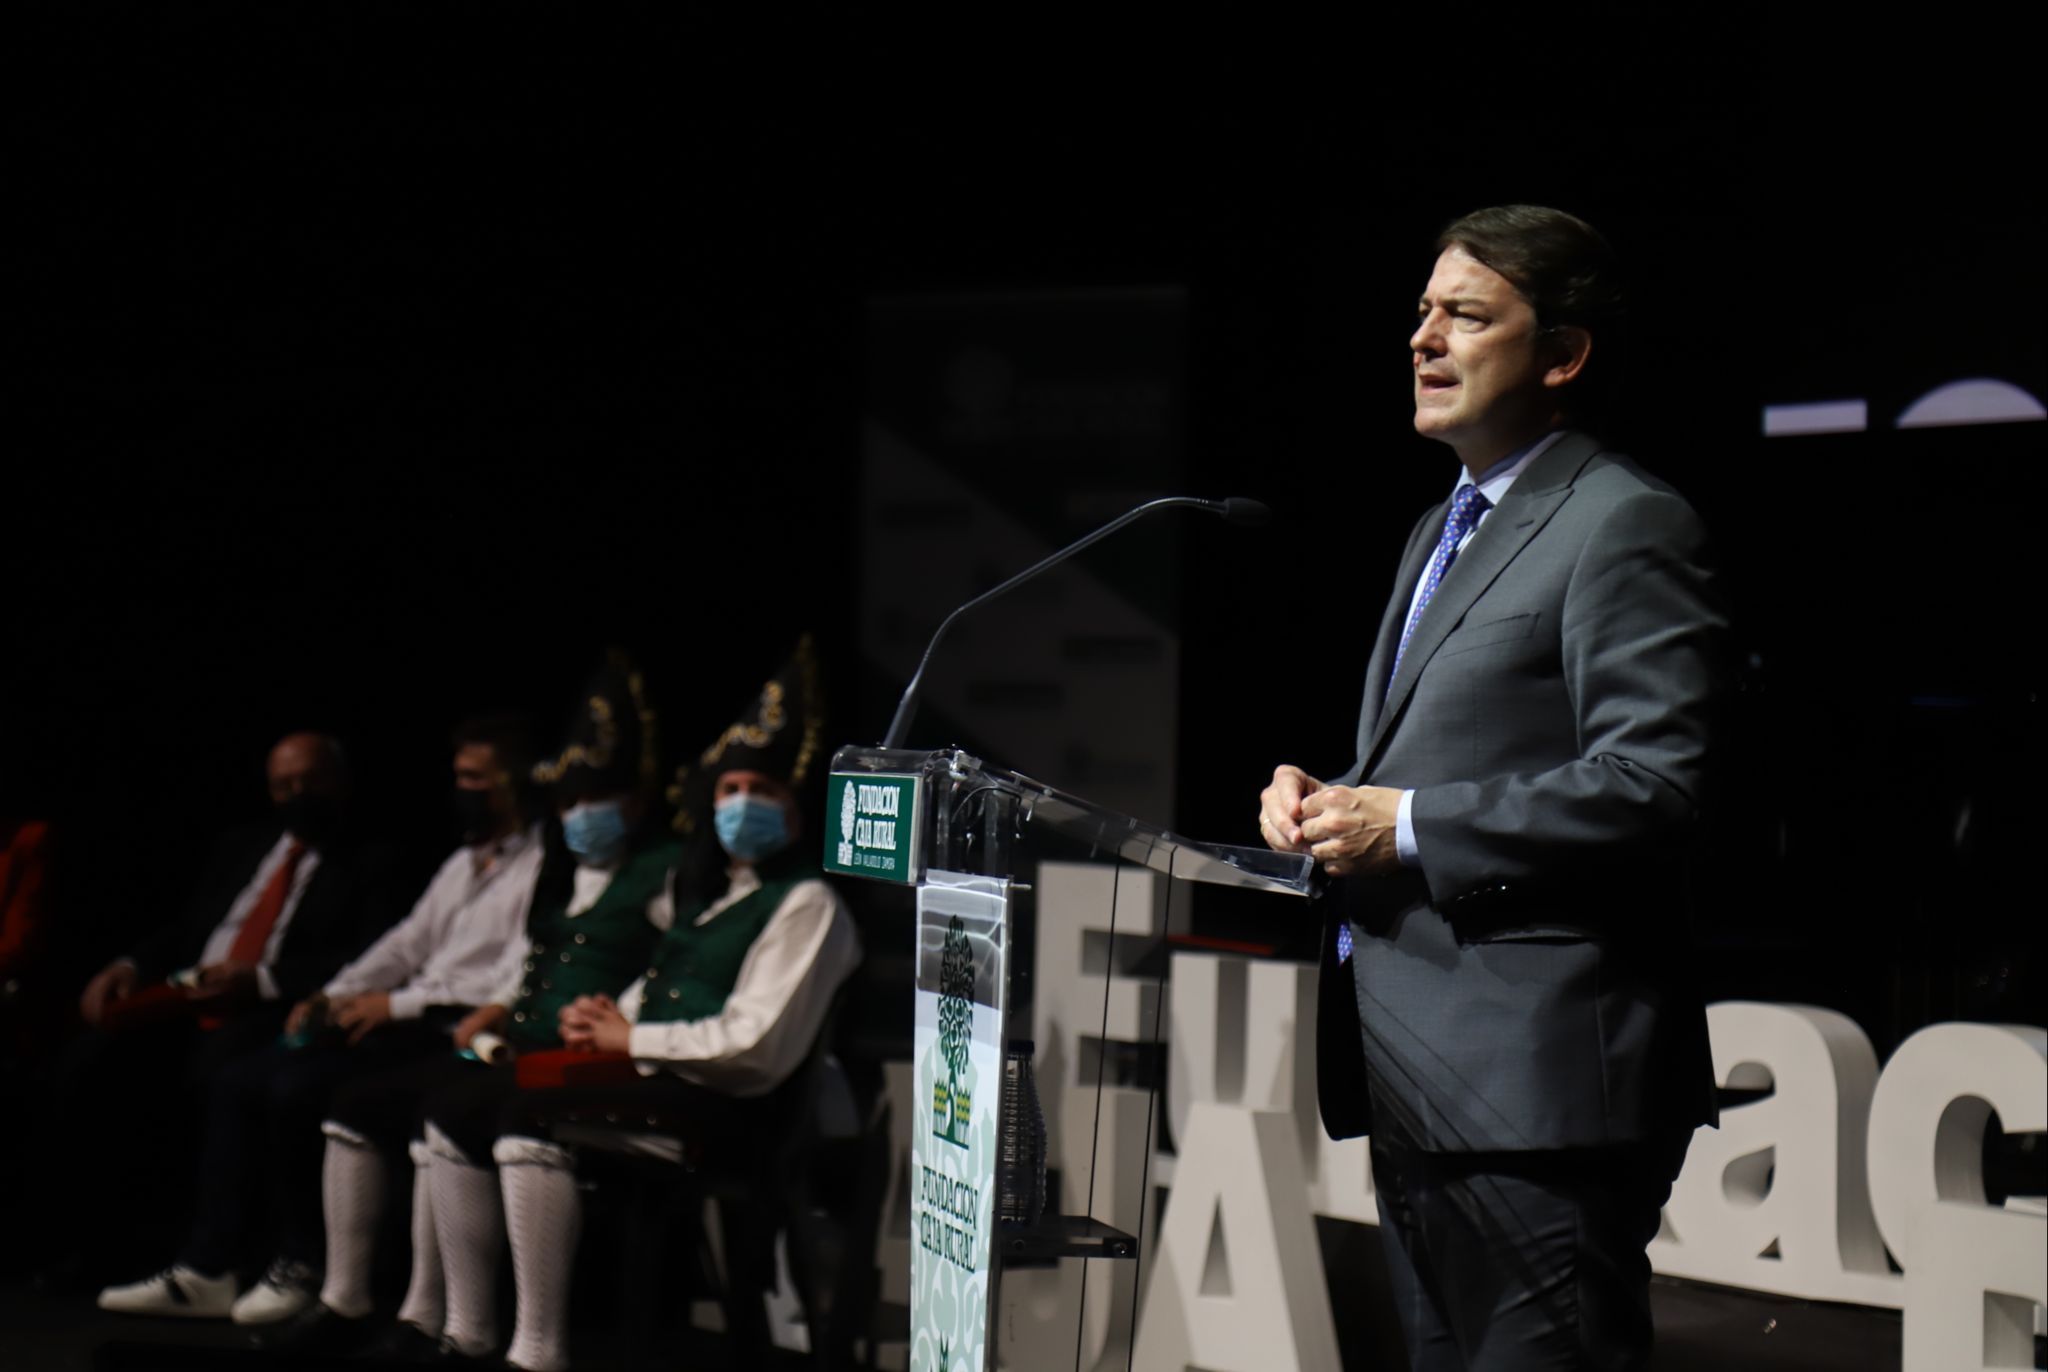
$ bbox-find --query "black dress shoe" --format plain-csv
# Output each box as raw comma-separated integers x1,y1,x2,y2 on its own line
363,1319,445,1364
256,1300,377,1355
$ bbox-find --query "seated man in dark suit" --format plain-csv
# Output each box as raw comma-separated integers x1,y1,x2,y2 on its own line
77,733,382,1030
37,731,405,1290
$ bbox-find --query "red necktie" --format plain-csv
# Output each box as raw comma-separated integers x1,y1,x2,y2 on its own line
227,840,306,968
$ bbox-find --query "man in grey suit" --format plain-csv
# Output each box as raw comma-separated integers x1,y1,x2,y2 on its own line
1258,205,1726,1370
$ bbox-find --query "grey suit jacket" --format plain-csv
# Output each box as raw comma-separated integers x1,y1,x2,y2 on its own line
1316,430,1725,1152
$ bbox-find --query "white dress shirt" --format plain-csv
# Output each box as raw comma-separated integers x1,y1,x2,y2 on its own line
196,832,325,1001
322,825,545,1021
1393,429,1566,868
621,869,862,1098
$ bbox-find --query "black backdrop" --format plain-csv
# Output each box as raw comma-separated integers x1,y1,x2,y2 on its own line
9,11,2040,1056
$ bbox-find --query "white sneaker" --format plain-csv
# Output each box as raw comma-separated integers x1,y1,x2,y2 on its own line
98,1266,238,1318
230,1257,320,1325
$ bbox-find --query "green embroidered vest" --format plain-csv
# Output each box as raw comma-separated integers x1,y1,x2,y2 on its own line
507,839,677,1049
635,868,816,1026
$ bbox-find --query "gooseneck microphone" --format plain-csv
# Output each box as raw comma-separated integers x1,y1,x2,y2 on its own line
880,495,1271,749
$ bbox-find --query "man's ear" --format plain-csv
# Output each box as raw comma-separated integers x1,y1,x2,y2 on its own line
1543,326,1592,390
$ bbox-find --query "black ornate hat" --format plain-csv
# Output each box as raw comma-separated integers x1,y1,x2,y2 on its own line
532,651,660,803
667,634,823,835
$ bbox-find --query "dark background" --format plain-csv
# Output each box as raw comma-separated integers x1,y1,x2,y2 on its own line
8,11,2040,1060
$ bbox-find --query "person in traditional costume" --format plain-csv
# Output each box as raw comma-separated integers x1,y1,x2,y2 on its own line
427,636,861,1372
269,654,678,1358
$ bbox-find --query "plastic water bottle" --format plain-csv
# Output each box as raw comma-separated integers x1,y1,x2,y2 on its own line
999,1041,1048,1224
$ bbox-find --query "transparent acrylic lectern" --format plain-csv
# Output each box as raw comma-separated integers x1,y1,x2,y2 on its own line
822,744,1314,1372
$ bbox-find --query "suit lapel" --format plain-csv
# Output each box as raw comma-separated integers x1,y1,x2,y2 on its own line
1358,505,1444,747
1363,432,1602,768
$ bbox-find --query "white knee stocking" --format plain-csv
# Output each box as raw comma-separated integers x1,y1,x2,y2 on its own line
497,1136,581,1372
426,1124,504,1359
394,1139,445,1335
317,1123,385,1320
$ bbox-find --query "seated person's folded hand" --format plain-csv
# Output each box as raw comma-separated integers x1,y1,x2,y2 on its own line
187,960,257,1001
559,994,628,1054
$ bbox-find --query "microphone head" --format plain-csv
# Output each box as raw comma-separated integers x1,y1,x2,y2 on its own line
1219,497,1272,527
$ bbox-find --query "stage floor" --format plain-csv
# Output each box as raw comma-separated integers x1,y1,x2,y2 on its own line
0,1270,1909,1371
1317,1216,1906,1370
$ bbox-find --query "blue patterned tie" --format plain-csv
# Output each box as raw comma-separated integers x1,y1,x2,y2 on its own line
1339,485,1492,963
1386,483,1492,700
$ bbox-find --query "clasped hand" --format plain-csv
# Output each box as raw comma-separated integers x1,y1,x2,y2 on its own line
188,960,258,1001
1257,764,1402,878
558,994,630,1054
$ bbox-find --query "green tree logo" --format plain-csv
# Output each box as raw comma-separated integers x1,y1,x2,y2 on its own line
933,914,974,1147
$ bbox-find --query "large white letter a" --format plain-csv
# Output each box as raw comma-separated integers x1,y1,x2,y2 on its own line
1134,1102,1340,1372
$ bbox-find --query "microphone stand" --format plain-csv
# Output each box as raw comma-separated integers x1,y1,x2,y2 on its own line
880,496,1266,749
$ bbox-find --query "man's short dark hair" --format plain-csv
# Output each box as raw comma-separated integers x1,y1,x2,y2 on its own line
1436,204,1627,421
452,713,540,819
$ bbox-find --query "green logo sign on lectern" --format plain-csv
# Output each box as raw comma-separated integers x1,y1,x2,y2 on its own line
823,771,921,884
932,915,975,1148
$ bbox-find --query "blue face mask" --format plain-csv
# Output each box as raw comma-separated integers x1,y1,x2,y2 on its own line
561,799,630,867
714,793,791,862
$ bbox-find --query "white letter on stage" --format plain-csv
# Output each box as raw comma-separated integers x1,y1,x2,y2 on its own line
1133,1101,1340,1372
1162,950,1375,1223
1133,953,1343,1370
1649,1002,1899,1305
1866,1022,2047,1371
999,863,1167,1372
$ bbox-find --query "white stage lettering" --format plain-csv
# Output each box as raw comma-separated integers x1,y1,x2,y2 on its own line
853,868,2046,1372
1868,1023,2047,1371
1649,1001,1898,1305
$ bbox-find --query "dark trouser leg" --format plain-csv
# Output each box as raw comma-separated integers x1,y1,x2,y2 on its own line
324,1052,484,1150
181,1040,297,1275
42,1008,281,1281
182,1006,289,1086
1371,1130,1468,1372
1370,1116,1691,1372
418,1063,521,1165
494,1075,758,1145
37,1023,199,1281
